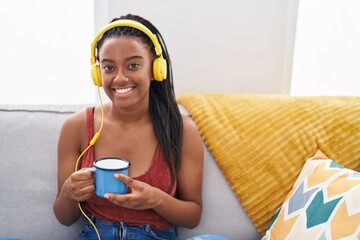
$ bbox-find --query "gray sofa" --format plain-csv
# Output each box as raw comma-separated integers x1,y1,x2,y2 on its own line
0,104,260,240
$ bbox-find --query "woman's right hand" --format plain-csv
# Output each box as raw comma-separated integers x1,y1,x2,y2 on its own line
61,169,95,202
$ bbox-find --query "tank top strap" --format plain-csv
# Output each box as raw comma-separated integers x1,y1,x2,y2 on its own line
86,107,95,145
81,107,95,168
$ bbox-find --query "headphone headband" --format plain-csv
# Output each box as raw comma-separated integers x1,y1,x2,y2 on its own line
90,19,167,86
90,19,163,65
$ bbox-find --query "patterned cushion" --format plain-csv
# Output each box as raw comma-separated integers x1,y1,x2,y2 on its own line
262,156,360,239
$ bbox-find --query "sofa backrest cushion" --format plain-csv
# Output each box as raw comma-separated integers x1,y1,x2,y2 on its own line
0,105,86,240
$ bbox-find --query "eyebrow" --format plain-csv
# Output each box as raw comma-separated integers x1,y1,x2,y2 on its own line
100,55,144,64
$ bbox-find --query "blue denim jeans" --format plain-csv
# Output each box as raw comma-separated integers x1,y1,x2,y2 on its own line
79,216,177,240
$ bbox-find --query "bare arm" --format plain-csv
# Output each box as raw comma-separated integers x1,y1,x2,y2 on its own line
53,111,95,225
155,115,204,227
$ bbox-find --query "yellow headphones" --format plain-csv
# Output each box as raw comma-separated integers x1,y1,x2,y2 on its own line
90,19,167,87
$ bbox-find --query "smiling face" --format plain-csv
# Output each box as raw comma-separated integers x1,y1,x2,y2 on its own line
98,36,153,110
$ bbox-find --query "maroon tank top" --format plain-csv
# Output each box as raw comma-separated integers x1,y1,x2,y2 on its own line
81,107,176,230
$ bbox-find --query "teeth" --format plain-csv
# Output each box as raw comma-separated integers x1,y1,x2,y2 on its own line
115,87,132,94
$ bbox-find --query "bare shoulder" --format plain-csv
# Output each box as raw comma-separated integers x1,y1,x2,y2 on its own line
181,114,199,134
61,108,87,131
181,114,203,155
59,108,88,146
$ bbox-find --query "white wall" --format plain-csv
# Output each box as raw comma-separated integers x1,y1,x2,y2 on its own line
95,0,299,97
291,0,360,96
0,0,299,105
0,0,95,105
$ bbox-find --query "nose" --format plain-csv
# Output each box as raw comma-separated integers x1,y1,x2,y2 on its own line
113,70,129,83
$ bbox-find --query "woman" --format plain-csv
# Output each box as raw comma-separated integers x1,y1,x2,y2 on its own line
53,14,204,239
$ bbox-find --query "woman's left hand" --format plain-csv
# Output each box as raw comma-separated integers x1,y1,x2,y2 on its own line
104,174,163,210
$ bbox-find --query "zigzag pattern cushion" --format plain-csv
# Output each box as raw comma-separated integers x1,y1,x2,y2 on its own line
262,157,360,240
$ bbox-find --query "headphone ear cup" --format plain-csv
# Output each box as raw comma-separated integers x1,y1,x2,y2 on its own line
153,57,167,81
91,65,102,87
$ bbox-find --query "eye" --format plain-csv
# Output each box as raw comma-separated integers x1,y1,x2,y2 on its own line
128,63,140,70
103,65,114,72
